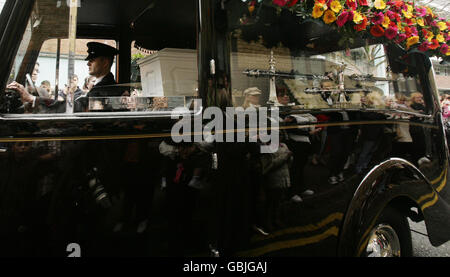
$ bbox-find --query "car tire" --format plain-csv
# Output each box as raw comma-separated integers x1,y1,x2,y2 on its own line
362,205,413,257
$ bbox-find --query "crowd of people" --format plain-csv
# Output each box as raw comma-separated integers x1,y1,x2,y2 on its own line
235,81,432,234
38,75,97,103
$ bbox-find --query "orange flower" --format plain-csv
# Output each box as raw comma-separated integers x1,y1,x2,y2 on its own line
429,39,440,50
323,10,337,24
370,25,385,37
406,36,420,49
354,17,368,31
312,3,326,18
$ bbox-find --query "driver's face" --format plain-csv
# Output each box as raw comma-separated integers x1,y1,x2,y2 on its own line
32,64,39,82
87,57,109,77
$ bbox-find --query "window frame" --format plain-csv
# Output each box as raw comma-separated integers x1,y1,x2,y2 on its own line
0,0,204,121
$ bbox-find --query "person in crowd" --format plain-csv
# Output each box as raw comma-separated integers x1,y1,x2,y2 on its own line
354,92,387,174
242,87,261,108
370,95,397,163
56,74,83,103
409,92,425,112
82,75,96,95
408,92,427,164
40,80,52,97
276,87,319,202
441,97,450,123
258,142,292,232
394,93,409,110
391,93,413,160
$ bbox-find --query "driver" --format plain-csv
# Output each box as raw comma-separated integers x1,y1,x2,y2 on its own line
84,42,119,97
6,42,120,113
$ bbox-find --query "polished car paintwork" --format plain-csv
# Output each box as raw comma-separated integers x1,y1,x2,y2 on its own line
0,0,449,257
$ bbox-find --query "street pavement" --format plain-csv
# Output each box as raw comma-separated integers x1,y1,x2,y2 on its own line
410,219,450,257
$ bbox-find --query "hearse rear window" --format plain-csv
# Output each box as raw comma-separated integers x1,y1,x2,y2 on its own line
225,1,428,115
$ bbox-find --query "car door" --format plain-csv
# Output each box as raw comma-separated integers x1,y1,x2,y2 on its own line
0,0,221,257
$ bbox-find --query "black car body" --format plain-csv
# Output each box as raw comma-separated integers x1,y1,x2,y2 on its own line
0,0,449,257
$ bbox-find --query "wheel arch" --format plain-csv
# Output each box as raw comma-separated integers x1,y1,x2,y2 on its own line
337,158,445,256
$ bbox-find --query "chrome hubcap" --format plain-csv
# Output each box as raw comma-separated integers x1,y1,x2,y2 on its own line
365,224,401,257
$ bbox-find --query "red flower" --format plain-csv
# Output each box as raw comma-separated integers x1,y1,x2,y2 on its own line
337,10,352,27
404,26,412,37
441,44,449,55
386,10,396,20
394,1,403,8
370,25,385,37
422,29,428,37
404,18,413,26
371,12,384,25
396,33,407,43
287,0,298,7
385,26,398,40
429,39,440,50
418,41,430,52
354,17,368,31
415,7,427,17
358,0,368,6
273,0,288,6
346,0,357,10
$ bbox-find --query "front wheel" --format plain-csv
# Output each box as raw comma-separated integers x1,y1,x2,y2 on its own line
362,206,413,257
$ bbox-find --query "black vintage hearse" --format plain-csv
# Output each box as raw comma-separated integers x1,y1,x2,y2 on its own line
0,0,449,257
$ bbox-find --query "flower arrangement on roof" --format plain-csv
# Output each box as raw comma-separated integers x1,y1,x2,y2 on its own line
263,0,449,59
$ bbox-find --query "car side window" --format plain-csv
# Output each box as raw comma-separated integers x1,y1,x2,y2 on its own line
3,0,199,115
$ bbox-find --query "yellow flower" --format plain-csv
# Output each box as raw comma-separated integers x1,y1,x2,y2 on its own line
397,22,404,32
330,0,342,13
402,10,412,19
426,7,434,17
312,4,326,18
406,36,419,49
352,11,363,24
427,32,434,42
323,10,336,24
437,33,445,43
417,18,424,27
437,22,447,31
382,15,390,28
374,0,386,10
406,4,413,13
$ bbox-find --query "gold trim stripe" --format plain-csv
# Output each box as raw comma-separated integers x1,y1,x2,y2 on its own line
421,193,439,210
431,167,446,185
417,192,436,204
239,226,339,257
251,212,343,243
436,170,448,193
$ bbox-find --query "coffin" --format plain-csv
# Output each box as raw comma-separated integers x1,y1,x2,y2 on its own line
137,48,198,97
